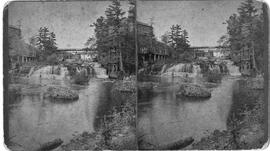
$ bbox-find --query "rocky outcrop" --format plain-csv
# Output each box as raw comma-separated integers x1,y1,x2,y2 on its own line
158,137,194,150
45,86,79,100
37,138,63,151
177,83,211,98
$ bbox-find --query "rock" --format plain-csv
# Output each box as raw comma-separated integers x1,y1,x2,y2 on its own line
177,83,211,98
158,137,194,150
45,86,79,100
139,137,194,150
203,82,219,88
37,138,63,151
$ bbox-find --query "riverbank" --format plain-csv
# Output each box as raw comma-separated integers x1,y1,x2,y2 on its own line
59,78,137,150
192,77,266,149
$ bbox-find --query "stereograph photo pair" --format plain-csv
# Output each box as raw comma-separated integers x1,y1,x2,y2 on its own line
2,0,269,150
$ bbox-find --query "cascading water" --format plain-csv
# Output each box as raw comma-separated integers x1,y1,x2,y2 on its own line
91,62,108,79
225,60,241,76
28,65,69,85
27,66,35,77
160,64,168,74
160,63,202,78
60,65,69,78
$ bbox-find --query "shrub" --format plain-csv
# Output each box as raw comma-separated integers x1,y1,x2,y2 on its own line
99,101,135,149
204,71,222,83
178,51,194,63
73,72,89,84
46,54,59,65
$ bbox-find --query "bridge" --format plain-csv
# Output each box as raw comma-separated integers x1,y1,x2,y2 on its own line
56,48,98,61
57,48,95,53
187,46,230,58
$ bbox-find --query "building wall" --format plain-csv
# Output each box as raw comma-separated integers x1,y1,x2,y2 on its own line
137,22,153,36
8,26,36,64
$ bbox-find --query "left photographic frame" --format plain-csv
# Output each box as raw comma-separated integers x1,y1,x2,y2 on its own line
3,0,137,150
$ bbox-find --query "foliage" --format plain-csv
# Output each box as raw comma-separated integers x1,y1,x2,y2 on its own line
178,51,194,63
73,72,89,85
99,95,136,149
46,53,59,65
204,70,222,83
160,24,191,61
220,0,266,74
165,25,190,53
161,31,170,45
88,0,136,74
34,27,57,61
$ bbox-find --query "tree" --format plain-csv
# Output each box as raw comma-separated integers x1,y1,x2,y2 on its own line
88,0,136,74
222,0,266,74
35,27,57,60
161,31,170,45
84,36,96,49
162,24,190,59
105,0,126,72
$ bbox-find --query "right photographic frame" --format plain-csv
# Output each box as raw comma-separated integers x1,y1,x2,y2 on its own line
136,0,268,150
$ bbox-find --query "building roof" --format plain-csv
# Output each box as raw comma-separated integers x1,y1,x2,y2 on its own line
188,46,229,49
136,21,152,28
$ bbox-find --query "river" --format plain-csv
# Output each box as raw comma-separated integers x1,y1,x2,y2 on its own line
7,66,117,151
138,75,239,149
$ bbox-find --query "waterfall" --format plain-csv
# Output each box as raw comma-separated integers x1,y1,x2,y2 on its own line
192,65,201,76
27,67,35,77
91,62,108,79
60,66,69,78
28,65,69,85
161,63,201,78
209,64,220,73
225,60,241,76
160,64,168,74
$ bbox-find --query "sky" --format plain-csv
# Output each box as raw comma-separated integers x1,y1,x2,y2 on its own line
137,0,259,47
9,0,262,48
8,1,129,49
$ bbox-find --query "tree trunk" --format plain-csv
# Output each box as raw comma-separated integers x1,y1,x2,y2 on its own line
251,41,258,75
119,41,125,73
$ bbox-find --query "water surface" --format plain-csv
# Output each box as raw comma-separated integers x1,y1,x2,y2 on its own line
8,78,114,151
138,76,238,148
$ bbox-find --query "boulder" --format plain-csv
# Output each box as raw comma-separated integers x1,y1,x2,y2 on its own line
45,86,79,100
37,138,63,151
158,137,194,150
177,83,211,98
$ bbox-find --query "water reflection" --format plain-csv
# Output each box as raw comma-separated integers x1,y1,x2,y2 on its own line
8,78,114,151
138,76,238,148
